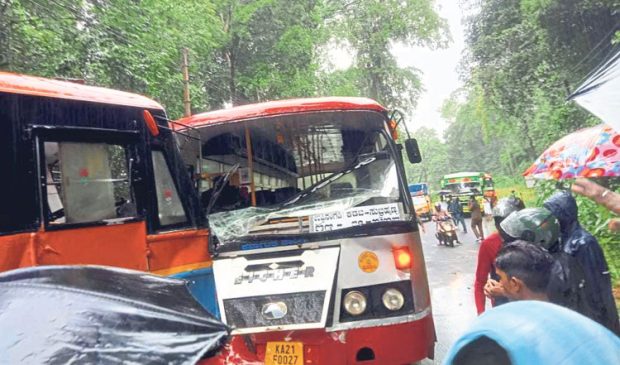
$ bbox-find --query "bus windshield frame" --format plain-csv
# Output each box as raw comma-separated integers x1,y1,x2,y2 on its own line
188,110,414,248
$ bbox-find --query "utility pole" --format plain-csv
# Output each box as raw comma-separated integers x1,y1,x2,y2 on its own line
182,47,191,117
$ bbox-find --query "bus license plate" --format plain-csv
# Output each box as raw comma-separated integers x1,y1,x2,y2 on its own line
265,342,304,365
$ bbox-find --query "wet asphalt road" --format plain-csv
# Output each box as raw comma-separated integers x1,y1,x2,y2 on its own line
418,217,495,364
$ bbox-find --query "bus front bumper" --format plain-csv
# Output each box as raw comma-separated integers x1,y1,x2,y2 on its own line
200,313,435,365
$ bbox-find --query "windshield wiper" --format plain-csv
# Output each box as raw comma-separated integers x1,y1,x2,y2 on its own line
205,163,240,216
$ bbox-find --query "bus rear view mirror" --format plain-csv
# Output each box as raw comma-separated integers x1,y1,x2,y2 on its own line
405,138,422,164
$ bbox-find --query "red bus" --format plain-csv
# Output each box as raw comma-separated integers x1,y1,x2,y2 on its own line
0,72,218,315
176,98,436,365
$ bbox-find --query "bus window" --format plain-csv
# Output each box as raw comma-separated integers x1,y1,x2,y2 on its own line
151,150,188,227
43,141,136,225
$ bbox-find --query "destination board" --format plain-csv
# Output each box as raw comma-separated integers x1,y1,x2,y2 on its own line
310,203,401,232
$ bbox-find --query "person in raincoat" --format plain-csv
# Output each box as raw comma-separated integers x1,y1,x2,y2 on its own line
442,301,620,365
494,208,595,322
543,191,620,335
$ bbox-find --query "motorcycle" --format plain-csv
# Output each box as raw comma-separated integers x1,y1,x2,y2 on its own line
435,216,458,247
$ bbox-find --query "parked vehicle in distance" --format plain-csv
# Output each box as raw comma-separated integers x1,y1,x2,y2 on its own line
440,172,496,214
409,183,433,221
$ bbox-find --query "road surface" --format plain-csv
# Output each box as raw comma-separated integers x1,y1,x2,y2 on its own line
418,217,495,364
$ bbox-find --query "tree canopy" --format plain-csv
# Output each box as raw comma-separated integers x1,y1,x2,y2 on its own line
435,0,620,179
0,0,448,118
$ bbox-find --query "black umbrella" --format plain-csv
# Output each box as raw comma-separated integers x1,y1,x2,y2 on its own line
0,265,229,364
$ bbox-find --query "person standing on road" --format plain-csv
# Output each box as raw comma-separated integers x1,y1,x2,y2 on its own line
544,191,620,335
449,197,467,233
469,197,484,241
474,198,521,315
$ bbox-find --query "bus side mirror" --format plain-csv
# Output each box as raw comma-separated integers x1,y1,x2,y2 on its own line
405,138,422,164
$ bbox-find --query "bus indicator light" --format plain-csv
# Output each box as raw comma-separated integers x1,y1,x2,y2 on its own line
392,246,412,270
358,251,379,273
143,109,160,136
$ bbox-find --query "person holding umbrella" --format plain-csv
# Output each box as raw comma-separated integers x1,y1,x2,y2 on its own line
571,177,620,232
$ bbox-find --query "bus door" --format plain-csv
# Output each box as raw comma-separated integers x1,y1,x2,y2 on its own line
145,135,216,316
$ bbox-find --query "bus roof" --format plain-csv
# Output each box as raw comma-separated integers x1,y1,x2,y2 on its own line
176,97,387,128
442,172,484,179
0,72,163,110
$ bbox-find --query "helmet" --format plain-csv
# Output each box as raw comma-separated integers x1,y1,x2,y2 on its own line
492,197,522,219
499,208,560,250
492,197,523,228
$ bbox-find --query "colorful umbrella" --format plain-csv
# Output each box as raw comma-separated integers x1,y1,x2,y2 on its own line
523,123,620,179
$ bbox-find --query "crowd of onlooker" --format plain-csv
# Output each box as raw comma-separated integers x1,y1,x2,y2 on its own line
444,178,620,364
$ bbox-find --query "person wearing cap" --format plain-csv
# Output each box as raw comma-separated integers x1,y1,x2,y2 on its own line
544,190,620,335
474,197,522,315
496,207,597,326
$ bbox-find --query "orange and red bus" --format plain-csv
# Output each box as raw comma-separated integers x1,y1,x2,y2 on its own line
176,98,436,365
0,72,218,314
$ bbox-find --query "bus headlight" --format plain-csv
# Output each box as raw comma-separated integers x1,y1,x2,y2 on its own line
382,288,405,311
343,291,367,316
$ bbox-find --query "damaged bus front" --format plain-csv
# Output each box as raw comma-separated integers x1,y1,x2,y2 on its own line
177,98,435,365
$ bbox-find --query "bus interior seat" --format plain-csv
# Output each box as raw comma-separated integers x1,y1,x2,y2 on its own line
330,182,353,197
275,187,299,203
255,190,275,206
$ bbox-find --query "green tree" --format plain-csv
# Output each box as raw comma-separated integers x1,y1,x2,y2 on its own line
205,0,324,107
404,127,449,189
320,0,448,112
453,0,618,176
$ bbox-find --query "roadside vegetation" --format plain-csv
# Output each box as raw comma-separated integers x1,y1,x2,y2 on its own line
1,0,618,288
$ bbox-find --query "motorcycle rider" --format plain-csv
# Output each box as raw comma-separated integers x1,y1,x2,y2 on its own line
544,191,620,335
474,197,522,314
434,203,457,246
491,208,595,324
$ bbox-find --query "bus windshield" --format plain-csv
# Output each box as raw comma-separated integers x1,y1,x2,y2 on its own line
193,111,409,245
444,182,481,194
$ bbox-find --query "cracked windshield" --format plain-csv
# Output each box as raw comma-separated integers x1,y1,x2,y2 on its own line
194,112,406,244
0,0,619,364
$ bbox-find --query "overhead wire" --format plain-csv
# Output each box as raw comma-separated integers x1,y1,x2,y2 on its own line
566,21,620,78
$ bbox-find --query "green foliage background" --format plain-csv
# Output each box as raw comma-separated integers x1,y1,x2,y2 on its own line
0,0,448,118
0,0,618,281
